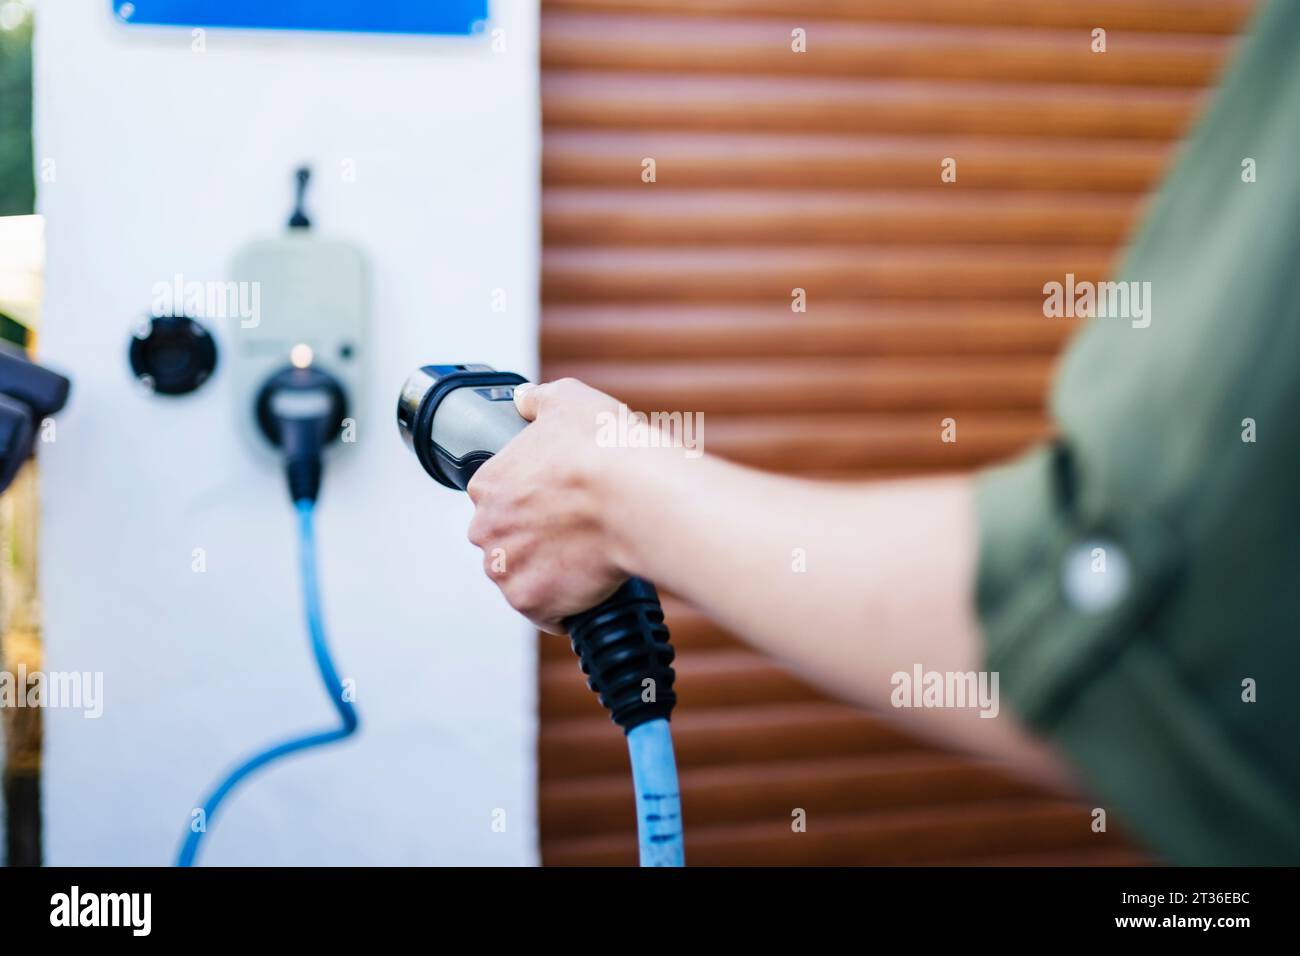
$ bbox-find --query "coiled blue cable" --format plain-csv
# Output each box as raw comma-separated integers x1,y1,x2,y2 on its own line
626,718,684,866
175,499,359,867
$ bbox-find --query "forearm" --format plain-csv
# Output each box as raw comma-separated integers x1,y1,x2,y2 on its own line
599,448,1075,790
471,378,1073,789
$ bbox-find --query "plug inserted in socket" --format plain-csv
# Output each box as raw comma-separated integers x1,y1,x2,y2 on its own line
228,233,367,460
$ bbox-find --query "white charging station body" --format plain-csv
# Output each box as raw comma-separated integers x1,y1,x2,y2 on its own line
37,0,540,867
229,232,368,457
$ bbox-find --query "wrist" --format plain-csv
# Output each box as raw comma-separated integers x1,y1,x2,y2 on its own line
592,443,671,578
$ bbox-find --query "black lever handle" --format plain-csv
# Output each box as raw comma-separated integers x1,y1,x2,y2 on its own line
563,576,676,732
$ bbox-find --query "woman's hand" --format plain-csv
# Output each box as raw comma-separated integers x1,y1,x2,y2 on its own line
465,378,633,633
462,378,1073,790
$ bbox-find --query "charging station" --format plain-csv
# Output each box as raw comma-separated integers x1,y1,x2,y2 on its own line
228,180,368,460
35,0,540,865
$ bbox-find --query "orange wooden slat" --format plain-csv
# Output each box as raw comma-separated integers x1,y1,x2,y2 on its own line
541,752,1045,836
539,701,928,780
541,648,822,719
544,0,1253,35
541,357,1054,414
543,245,1114,301
543,800,1103,866
543,13,1231,87
543,72,1203,138
544,131,1175,192
700,412,1054,471
542,302,1079,358
544,188,1140,245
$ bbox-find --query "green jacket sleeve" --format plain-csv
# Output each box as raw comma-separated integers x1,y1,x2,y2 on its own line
974,0,1300,864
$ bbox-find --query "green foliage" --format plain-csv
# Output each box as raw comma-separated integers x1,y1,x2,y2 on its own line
0,16,35,217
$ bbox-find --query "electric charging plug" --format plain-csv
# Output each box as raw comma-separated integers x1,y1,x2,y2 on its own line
255,365,347,504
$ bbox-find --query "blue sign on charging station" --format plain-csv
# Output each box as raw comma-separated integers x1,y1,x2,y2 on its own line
114,1,488,36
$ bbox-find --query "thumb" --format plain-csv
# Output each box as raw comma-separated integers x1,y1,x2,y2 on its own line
513,381,542,421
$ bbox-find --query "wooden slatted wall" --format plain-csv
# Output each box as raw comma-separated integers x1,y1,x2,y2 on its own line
538,0,1253,865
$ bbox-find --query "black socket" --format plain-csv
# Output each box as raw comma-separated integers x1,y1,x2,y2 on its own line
129,316,217,396
255,365,349,504
254,365,348,451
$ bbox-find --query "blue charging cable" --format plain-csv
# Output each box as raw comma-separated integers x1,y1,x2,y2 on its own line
627,718,684,866
175,499,359,866
560,576,684,867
